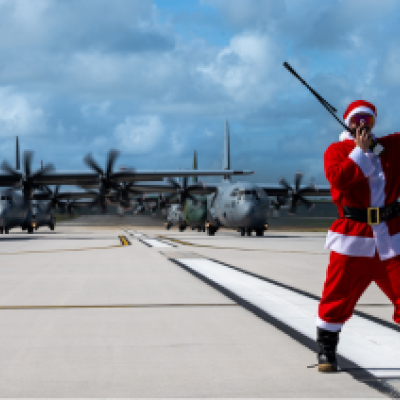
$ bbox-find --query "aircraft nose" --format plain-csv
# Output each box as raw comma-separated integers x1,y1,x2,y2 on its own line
244,204,255,216
238,202,267,227
240,203,255,222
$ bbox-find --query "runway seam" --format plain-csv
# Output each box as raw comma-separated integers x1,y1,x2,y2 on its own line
169,258,400,398
0,303,238,310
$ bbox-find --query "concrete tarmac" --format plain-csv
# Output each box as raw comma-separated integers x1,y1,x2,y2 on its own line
0,215,398,397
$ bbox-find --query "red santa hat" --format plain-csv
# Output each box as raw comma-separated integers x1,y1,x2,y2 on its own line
343,100,377,127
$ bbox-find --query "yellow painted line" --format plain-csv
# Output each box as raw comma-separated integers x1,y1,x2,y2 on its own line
119,235,131,246
0,236,132,255
0,245,126,256
157,235,327,255
0,303,238,310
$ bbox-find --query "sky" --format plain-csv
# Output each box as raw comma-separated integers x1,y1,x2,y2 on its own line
0,0,399,186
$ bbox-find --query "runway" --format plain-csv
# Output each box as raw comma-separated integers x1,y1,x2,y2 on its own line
0,215,399,397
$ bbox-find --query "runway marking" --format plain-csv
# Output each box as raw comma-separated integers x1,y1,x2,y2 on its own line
0,303,238,310
138,238,152,247
171,256,400,384
158,235,327,255
141,238,173,248
119,235,131,246
125,230,143,237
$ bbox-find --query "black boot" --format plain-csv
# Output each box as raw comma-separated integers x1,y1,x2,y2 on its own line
317,327,340,372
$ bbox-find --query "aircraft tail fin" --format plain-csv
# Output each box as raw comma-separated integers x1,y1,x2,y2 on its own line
223,120,231,182
193,150,198,183
16,136,20,170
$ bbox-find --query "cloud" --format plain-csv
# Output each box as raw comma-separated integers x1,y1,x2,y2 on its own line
0,0,399,186
113,115,164,154
201,0,286,30
0,87,46,136
197,32,283,107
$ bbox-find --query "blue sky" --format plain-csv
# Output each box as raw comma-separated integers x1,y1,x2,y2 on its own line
0,0,399,185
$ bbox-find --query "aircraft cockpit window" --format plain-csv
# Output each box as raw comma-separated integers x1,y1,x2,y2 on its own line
239,190,257,200
0,196,11,201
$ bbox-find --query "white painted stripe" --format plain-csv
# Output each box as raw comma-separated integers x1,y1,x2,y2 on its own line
143,239,172,248
133,233,143,237
177,258,400,379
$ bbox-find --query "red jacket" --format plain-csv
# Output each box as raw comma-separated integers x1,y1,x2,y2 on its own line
325,131,400,260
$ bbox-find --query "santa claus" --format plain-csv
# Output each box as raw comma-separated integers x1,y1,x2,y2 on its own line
317,100,400,372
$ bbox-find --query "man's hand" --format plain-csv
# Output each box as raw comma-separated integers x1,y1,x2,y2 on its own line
354,120,371,152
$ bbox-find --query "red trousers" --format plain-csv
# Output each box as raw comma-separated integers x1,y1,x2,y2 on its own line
318,251,400,324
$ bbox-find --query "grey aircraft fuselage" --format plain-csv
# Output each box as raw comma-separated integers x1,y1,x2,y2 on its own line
0,190,54,234
207,181,270,234
166,204,186,230
31,201,55,231
0,190,31,233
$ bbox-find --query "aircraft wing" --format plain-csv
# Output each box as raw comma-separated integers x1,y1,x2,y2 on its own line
127,183,217,195
111,169,253,183
0,169,252,188
258,183,331,198
128,184,177,194
32,191,99,201
0,174,21,186
33,172,100,186
187,185,218,195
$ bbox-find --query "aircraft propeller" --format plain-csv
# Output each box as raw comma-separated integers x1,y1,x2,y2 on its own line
167,177,204,206
83,149,123,212
278,172,317,215
1,151,55,201
270,195,287,217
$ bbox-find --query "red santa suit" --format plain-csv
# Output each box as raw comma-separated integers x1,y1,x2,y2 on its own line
317,100,400,332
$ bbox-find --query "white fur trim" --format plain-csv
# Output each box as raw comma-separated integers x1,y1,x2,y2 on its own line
339,131,353,141
345,106,376,127
325,230,400,261
349,147,375,177
325,230,376,257
366,152,385,208
316,316,343,332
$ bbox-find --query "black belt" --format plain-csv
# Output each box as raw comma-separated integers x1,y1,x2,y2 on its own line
343,202,400,225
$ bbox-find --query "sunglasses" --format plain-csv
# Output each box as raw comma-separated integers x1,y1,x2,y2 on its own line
350,113,374,127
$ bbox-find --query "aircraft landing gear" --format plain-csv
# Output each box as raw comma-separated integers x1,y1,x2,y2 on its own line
179,223,187,232
4,227,9,234
207,226,217,236
240,228,245,236
27,226,34,234
50,223,54,231
255,229,264,237
0,227,3,234
166,222,172,230
246,229,252,236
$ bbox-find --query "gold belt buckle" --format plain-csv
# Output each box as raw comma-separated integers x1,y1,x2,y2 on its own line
367,207,380,225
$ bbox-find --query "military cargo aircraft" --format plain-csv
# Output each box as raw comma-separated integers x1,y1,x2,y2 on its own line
0,136,252,232
153,121,331,236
